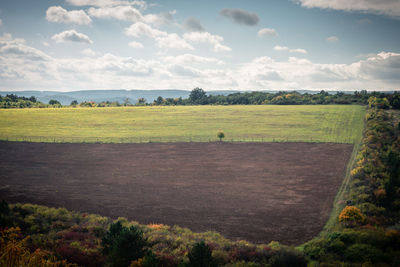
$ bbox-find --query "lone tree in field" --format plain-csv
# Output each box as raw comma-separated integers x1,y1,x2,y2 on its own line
217,130,225,141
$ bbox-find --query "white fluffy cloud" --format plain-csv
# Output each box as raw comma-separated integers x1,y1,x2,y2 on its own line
326,36,339,43
297,0,400,18
274,45,307,54
67,0,147,9
88,5,142,22
183,32,232,52
289,48,307,54
128,41,144,48
51,30,93,44
81,48,97,56
0,34,50,61
1,34,399,91
274,45,289,51
163,54,225,66
258,28,277,37
46,6,91,24
238,52,400,90
125,22,193,50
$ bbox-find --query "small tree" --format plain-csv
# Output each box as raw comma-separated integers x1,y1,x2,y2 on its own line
70,100,78,106
217,130,225,141
102,221,147,267
339,206,365,227
187,241,217,267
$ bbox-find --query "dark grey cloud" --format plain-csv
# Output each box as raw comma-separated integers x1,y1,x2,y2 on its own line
220,8,259,26
183,17,205,32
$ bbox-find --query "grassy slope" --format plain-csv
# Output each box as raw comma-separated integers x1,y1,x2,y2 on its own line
0,105,365,143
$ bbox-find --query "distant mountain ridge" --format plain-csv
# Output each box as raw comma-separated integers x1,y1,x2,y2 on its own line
0,89,379,105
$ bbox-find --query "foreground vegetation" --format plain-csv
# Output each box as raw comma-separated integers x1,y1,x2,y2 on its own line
303,100,400,265
0,105,365,143
0,202,307,267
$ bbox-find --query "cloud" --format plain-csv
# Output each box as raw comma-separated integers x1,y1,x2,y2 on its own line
289,48,307,54
66,0,147,9
46,6,91,25
81,48,97,56
125,21,162,38
326,36,339,43
258,28,277,37
88,5,142,22
143,10,175,26
128,41,144,48
220,8,259,26
0,18,2,26
51,30,93,44
163,54,224,66
296,0,400,18
1,34,399,91
274,45,307,54
157,33,194,50
0,34,50,61
183,17,205,32
183,31,231,52
239,52,400,90
125,22,193,50
273,45,288,51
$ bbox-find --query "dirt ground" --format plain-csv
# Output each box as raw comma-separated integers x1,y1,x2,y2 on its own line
0,141,352,245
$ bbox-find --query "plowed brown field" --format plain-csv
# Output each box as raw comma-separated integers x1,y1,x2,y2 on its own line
0,141,352,245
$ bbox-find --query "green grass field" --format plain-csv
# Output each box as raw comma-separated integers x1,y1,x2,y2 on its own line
0,105,365,143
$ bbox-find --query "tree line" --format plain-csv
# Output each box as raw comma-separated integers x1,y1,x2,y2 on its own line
1,89,400,108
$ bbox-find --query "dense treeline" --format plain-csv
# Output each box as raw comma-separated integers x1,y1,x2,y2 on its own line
154,88,400,108
2,89,400,108
304,98,400,265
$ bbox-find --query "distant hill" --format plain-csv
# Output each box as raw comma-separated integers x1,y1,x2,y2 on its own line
0,89,377,105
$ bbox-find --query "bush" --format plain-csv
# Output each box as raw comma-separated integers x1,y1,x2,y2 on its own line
102,221,148,267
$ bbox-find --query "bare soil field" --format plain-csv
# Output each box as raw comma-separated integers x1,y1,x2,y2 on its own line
0,141,352,245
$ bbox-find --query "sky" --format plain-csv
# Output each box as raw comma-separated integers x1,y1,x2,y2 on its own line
0,0,400,92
